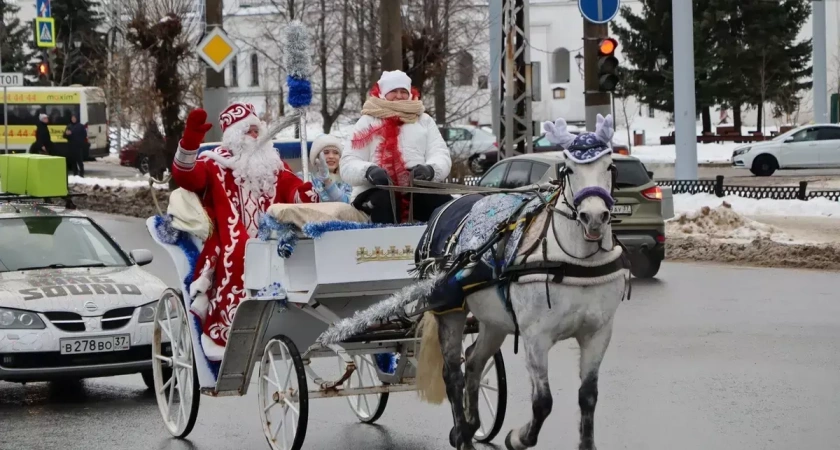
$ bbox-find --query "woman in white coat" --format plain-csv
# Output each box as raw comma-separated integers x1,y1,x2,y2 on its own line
340,70,452,224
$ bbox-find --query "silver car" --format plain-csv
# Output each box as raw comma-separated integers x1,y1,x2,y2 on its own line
0,203,171,388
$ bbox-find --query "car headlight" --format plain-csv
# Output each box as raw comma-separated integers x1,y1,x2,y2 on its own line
138,300,179,323
0,307,46,329
733,147,751,157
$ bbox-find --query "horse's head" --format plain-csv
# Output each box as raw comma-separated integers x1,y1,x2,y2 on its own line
545,114,616,243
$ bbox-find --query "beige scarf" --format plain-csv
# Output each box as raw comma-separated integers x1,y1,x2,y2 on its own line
361,97,425,124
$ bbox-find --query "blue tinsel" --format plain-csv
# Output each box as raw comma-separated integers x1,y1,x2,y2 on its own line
258,214,300,258
302,220,421,239
287,75,312,108
152,215,220,378
375,352,397,374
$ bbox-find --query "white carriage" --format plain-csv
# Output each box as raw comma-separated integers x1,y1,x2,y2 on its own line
144,203,508,449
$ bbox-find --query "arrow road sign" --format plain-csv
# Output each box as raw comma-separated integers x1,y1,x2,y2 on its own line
579,0,620,24
0,73,23,87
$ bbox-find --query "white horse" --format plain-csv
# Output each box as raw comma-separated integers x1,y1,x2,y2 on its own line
415,114,629,450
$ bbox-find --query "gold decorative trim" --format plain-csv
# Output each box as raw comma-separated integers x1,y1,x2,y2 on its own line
356,245,414,263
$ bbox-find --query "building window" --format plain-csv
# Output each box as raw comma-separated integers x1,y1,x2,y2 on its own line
230,55,238,87
455,51,474,87
552,87,566,99
478,75,488,89
550,48,570,83
250,53,259,87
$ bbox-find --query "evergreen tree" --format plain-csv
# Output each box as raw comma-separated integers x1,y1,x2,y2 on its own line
611,0,717,133
1,0,36,73
741,0,811,129
49,0,107,86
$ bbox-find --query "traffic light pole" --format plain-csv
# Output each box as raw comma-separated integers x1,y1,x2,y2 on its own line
671,0,698,180
813,0,827,124
583,19,611,132
203,0,228,143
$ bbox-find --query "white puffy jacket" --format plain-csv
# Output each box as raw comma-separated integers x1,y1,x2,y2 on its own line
340,113,452,201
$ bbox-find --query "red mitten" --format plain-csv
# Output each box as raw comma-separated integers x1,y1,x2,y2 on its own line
180,108,213,150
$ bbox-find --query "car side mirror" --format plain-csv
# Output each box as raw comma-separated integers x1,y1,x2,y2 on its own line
647,170,654,178
130,249,154,266
784,138,794,143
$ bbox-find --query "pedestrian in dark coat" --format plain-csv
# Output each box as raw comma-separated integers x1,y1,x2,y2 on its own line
30,114,53,155
64,114,87,176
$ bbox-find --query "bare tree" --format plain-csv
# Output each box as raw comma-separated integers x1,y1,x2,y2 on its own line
317,0,351,132
124,0,199,180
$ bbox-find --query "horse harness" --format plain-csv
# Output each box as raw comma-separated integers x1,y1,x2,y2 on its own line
417,167,631,354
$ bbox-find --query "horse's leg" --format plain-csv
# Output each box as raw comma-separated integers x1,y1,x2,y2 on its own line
505,334,553,450
436,311,474,450
463,322,507,441
576,320,615,450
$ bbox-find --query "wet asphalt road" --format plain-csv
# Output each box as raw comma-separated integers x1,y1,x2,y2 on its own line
2,212,840,450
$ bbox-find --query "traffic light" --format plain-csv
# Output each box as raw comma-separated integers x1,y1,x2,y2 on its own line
38,62,48,76
597,37,620,92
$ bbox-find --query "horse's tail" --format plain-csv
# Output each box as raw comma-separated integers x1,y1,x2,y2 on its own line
416,311,447,404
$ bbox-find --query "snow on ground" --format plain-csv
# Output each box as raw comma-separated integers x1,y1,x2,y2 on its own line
667,203,791,243
69,175,168,190
673,193,840,219
631,142,737,164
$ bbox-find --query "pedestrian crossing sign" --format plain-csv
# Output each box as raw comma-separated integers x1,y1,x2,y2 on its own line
35,17,56,48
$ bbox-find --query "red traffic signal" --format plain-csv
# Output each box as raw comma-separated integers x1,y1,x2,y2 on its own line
38,63,48,75
598,38,618,56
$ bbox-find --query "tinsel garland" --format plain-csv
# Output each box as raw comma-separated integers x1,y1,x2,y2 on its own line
302,220,420,238
284,21,312,109
258,214,300,258
152,214,221,378
287,75,312,109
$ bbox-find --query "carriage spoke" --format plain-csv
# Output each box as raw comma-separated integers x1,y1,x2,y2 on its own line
481,359,495,379
158,376,172,395
479,382,498,392
262,374,282,390
480,385,496,417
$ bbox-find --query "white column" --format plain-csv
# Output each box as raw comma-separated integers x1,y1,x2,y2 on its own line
813,0,828,123
671,0,697,180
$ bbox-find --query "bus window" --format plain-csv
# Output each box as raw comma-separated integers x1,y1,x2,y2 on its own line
87,103,107,124
45,105,80,125
6,105,41,126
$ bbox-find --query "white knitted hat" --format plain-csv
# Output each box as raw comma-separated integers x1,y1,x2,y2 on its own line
310,134,342,167
377,70,412,98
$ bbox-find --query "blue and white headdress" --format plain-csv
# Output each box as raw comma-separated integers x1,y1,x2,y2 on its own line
543,113,615,164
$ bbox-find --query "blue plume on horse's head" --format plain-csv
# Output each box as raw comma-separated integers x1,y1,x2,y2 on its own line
564,132,612,164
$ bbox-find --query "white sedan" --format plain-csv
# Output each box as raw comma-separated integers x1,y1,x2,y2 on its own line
732,124,840,176
0,203,170,388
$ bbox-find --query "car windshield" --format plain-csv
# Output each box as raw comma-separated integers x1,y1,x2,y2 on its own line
0,216,129,272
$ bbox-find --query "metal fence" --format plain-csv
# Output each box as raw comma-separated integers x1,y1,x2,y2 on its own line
656,175,840,201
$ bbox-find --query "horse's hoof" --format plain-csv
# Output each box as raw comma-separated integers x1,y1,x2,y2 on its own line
449,426,461,448
504,430,516,450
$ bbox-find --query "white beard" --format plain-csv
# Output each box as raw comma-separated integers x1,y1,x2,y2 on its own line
222,122,283,198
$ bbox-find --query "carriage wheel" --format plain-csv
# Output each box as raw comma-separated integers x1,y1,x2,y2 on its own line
258,335,309,450
342,354,389,423
463,332,508,443
152,288,200,438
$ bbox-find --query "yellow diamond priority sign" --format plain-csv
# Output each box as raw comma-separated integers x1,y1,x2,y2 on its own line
197,28,239,73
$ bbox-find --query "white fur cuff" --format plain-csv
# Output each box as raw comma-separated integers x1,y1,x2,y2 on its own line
201,333,226,361
175,145,198,170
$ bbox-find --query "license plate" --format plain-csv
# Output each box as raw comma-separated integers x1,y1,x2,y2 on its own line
60,335,130,355
612,204,632,215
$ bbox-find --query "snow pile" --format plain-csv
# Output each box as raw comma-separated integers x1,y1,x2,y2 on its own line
69,175,169,190
667,203,787,242
674,193,840,218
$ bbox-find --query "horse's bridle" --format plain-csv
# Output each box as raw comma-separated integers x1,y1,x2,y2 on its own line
541,154,618,259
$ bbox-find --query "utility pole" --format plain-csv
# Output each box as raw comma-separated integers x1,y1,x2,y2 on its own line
671,0,697,180
379,0,402,72
489,0,502,140
204,0,228,142
813,0,827,124
583,19,611,131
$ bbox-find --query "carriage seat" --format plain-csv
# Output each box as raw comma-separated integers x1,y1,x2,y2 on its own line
265,202,370,230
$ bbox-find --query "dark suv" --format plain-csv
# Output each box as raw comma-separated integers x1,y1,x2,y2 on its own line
478,151,671,278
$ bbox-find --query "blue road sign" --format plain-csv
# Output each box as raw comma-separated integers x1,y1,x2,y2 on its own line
579,0,620,24
36,0,51,18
